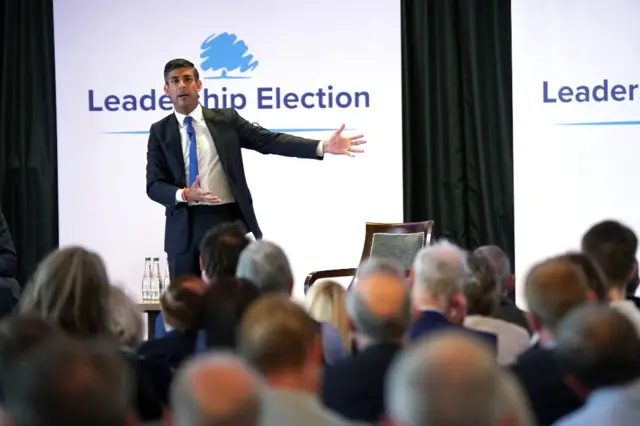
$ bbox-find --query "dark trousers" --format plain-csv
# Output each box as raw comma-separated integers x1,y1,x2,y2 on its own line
167,203,243,281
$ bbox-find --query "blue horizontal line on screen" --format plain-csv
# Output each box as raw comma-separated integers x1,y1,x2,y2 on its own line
558,120,640,126
101,128,352,135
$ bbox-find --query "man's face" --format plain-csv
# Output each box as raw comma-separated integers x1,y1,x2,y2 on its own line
164,67,202,113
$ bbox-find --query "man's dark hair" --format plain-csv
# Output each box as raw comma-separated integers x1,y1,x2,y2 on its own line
163,58,200,83
3,337,133,426
0,316,63,402
200,221,249,279
555,304,640,390
581,220,638,288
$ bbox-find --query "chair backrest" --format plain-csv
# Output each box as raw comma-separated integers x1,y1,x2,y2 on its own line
358,221,434,272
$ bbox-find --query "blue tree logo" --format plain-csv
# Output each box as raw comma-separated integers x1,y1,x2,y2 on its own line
200,32,259,79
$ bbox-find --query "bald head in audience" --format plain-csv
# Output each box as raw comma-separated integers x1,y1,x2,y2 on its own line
348,258,411,346
524,256,593,343
170,353,263,426
236,240,293,295
555,304,640,391
386,331,515,426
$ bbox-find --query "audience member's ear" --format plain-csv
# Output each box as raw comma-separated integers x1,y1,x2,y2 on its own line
161,408,173,426
199,255,204,271
630,261,638,280
507,274,516,293
525,312,542,333
586,289,598,303
408,268,415,287
126,409,141,426
347,316,356,333
446,291,467,326
288,276,294,296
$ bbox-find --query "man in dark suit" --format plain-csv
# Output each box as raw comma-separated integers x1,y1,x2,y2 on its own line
322,259,410,424
146,59,366,279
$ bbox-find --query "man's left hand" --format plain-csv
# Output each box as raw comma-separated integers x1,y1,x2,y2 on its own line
323,124,367,157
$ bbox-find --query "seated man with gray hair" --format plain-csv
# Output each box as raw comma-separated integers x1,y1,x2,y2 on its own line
236,240,348,363
409,240,498,351
321,258,411,424
168,352,263,426
386,330,532,426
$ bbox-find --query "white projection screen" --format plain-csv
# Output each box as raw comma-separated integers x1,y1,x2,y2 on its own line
53,0,403,299
512,0,640,306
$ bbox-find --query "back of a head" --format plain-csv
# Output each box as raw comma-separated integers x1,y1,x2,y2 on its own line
18,246,112,337
581,220,638,288
108,285,144,348
555,304,640,390
236,240,292,294
412,240,469,300
238,294,320,376
200,221,250,279
347,258,411,342
160,276,206,332
202,277,261,350
558,252,608,301
524,257,590,334
3,337,133,426
386,331,501,426
474,245,512,295
171,353,262,426
463,252,500,316
0,316,63,402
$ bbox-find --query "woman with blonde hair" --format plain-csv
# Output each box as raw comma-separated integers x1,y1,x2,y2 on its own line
305,279,351,359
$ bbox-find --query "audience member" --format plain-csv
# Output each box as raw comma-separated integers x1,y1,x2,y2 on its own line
0,211,19,319
237,240,348,364
386,330,522,426
169,352,263,426
559,252,608,302
581,220,640,333
305,279,351,354
108,285,144,351
462,251,530,365
238,295,356,426
510,256,593,425
474,245,530,332
0,316,63,403
138,276,205,370
409,240,498,350
3,337,137,426
553,304,640,425
322,258,411,423
155,221,250,337
18,246,171,421
200,276,261,350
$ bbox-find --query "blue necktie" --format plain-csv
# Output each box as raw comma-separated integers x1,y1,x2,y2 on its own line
184,116,199,186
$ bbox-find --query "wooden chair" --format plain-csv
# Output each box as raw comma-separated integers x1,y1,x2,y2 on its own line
303,220,434,293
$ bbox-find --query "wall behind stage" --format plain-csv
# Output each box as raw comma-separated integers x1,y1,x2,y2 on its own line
53,0,402,299
512,0,640,306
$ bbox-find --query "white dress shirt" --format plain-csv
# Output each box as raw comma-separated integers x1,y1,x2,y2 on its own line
174,104,325,205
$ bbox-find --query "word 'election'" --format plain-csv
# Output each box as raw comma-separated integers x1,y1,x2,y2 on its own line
542,80,640,103
88,86,371,112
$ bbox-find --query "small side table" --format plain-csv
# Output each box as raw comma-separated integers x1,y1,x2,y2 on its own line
138,302,161,340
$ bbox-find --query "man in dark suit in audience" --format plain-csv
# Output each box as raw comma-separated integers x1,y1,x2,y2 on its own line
322,259,411,424
474,245,530,333
0,211,20,318
409,240,498,351
146,58,366,280
510,256,595,425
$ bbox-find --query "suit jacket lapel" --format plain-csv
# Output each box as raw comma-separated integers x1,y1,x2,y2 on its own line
202,108,230,174
163,114,186,185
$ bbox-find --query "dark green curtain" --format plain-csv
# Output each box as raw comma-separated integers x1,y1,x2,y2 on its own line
0,0,58,285
402,0,514,261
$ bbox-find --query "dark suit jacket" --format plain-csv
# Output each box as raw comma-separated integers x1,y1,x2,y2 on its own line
409,310,498,352
321,342,402,424
146,107,322,254
510,347,584,425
